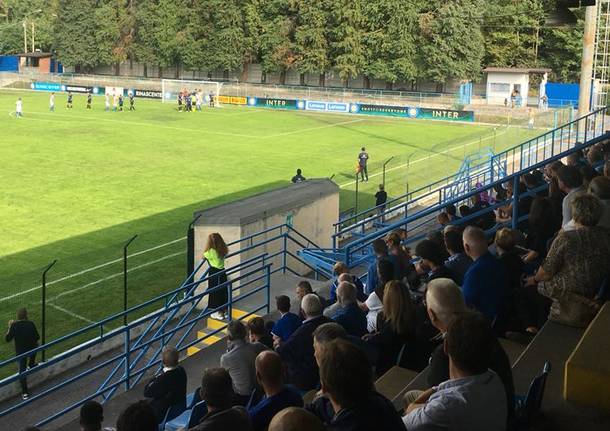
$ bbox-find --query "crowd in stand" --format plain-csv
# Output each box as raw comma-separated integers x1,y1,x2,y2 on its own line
18,141,610,431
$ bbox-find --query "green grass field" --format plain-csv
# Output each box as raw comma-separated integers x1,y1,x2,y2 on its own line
0,89,540,366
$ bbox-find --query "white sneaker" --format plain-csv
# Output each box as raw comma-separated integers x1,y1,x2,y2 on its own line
210,312,224,320
22,393,29,400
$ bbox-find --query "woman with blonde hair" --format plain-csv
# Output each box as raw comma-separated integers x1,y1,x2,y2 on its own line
203,233,229,320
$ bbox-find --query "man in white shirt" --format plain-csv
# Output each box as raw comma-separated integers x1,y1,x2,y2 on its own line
15,97,23,117
556,165,584,227
49,93,55,112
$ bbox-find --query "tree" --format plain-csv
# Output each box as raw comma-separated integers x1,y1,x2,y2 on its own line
538,9,584,82
293,0,330,85
258,0,296,84
329,0,365,84
54,0,100,70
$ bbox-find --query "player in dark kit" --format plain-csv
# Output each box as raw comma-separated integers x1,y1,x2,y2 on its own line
86,92,92,109
358,147,369,182
185,93,192,112
66,92,73,109
118,95,124,111
177,93,183,112
129,93,135,111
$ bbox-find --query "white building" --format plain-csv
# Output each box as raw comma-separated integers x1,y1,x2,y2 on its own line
484,67,551,107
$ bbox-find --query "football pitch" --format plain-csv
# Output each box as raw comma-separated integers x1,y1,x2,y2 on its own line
0,90,540,364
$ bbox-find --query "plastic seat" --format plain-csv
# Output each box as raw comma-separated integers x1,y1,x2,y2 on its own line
159,403,187,431
164,400,207,431
515,361,551,429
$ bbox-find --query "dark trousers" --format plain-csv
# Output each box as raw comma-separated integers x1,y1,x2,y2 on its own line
18,353,36,394
360,165,368,181
207,266,228,312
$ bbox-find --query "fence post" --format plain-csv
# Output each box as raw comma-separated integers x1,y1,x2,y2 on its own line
186,214,202,293
511,175,521,230
266,265,271,315
41,260,57,362
124,327,131,391
283,234,287,274
382,156,394,187
123,235,138,326
354,175,359,219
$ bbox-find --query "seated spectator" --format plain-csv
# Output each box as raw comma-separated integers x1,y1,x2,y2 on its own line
459,204,471,219
557,164,584,227
443,229,472,285
462,226,508,322
426,230,450,261
271,295,302,344
295,280,326,320
364,281,417,375
328,263,365,303
307,339,404,431
276,294,330,391
80,400,115,431
361,259,394,332
523,197,559,264
386,231,414,281
116,401,157,431
588,176,610,229
313,322,377,370
437,211,450,227
424,279,515,423
415,239,458,284
268,407,325,431
366,239,395,295
469,192,496,230
248,317,274,349
402,312,507,431
494,228,524,292
220,320,268,405
324,273,366,317
143,346,187,423
527,194,610,328
331,282,367,337
190,368,252,431
248,351,303,431
445,204,460,222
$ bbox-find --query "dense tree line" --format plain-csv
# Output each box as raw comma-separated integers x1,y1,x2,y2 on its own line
0,0,585,86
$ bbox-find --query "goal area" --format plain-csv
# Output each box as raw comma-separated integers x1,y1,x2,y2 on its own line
161,79,223,106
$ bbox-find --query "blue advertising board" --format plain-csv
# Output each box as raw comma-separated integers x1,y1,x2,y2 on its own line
31,82,62,92
304,100,350,112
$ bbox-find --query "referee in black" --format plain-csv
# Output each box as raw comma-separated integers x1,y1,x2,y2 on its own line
5,308,39,400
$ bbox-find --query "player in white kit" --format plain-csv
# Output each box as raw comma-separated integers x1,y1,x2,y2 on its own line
49,93,55,111
15,98,23,118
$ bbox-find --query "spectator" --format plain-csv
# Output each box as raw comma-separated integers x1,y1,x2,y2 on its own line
248,317,274,349
143,346,187,423
604,159,610,177
469,193,496,230
587,175,610,229
386,231,414,281
445,204,460,222
462,226,508,322
295,280,326,320
116,401,157,431
494,228,524,293
556,165,584,227
220,320,268,405
331,282,367,337
312,322,348,366
271,296,302,344
426,230,450,261
361,259,393,332
402,312,507,431
291,169,305,183
329,262,364,303
523,197,559,264
203,233,229,321
80,400,115,431
437,212,450,227
364,281,417,375
248,351,303,431
5,307,39,399
366,239,394,295
527,194,610,327
579,164,600,187
268,407,324,431
276,294,330,391
424,279,515,422
443,229,472,285
375,184,388,217
415,239,458,284
307,339,404,431
191,368,252,431
325,273,366,318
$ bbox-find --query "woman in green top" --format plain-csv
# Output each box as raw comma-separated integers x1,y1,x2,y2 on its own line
203,233,229,320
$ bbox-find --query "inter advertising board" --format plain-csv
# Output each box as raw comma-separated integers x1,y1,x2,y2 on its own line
418,108,474,122
247,97,298,109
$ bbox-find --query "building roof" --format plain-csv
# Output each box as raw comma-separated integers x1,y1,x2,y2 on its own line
483,67,551,74
17,52,53,58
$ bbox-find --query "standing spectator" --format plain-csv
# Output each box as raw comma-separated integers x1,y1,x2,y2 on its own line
361,259,394,333
415,239,458,284
366,239,394,295
291,169,306,183
271,295,302,344
79,400,115,431
386,231,414,282
190,368,253,431
443,229,472,285
527,194,610,328
358,147,369,182
220,320,268,405
556,165,584,227
203,233,229,321
462,227,508,322
247,317,274,349
307,339,404,431
268,407,324,431
375,184,388,218
248,351,303,431
143,346,187,423
116,401,157,431
276,294,330,391
331,282,367,337
402,313,507,431
5,308,39,399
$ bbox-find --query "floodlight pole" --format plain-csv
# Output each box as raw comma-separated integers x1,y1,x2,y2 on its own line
123,235,138,326
41,259,57,362
382,156,394,187
578,4,597,118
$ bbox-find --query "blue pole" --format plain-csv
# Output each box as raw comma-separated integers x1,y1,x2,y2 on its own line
511,175,521,230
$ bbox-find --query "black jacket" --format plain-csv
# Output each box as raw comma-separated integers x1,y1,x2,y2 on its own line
276,315,331,390
5,320,39,355
189,406,252,431
144,366,187,422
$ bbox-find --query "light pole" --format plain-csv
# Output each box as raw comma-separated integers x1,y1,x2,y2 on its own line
22,9,42,54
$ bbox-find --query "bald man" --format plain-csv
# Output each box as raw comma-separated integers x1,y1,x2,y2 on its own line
143,346,186,423
248,351,303,431
268,407,325,431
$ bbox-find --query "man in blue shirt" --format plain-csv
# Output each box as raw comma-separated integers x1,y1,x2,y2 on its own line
331,282,367,337
462,227,507,322
271,295,301,344
248,351,303,431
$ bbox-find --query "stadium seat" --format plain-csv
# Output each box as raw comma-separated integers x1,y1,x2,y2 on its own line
158,403,187,431
164,400,207,431
515,361,551,427
185,389,201,409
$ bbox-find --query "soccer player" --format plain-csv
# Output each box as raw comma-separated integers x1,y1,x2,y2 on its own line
209,92,214,107
86,92,92,109
177,93,183,112
185,92,192,112
112,94,118,111
118,94,124,111
195,89,202,111
49,92,55,112
15,97,23,118
104,93,110,111
358,147,369,182
129,92,135,111
67,92,73,109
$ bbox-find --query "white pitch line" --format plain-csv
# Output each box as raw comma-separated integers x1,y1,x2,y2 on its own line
51,250,186,301
0,237,186,303
48,303,96,324
338,128,509,188
264,119,364,138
